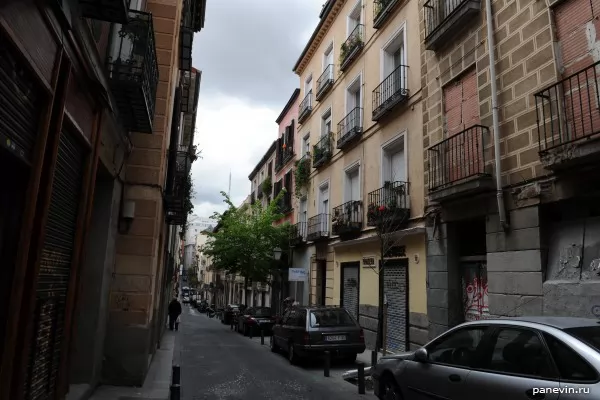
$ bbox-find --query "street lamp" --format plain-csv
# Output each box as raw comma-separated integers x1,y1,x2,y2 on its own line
273,247,282,261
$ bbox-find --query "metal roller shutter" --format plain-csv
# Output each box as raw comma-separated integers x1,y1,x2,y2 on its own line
0,34,42,164
384,263,408,352
25,130,85,400
341,263,359,320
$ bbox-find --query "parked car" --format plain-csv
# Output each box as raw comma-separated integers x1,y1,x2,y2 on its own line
221,304,240,325
270,306,365,364
372,317,600,400
237,307,276,336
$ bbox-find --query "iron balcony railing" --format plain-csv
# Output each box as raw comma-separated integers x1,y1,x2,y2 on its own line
276,144,294,171
367,181,410,227
277,190,292,214
165,145,193,226
307,214,330,241
106,9,159,134
427,125,489,191
290,222,307,246
337,107,363,149
373,0,400,29
424,0,480,49
340,24,364,72
316,64,335,100
80,0,129,23
332,201,362,237
313,133,333,168
372,65,409,121
535,61,600,154
298,90,313,123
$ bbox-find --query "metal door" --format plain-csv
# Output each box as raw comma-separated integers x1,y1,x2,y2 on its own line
25,130,85,400
461,260,489,321
384,261,408,352
340,262,359,320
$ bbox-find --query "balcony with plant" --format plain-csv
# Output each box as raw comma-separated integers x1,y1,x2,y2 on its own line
312,133,333,169
294,154,311,198
373,0,400,29
340,24,364,72
424,0,481,51
332,200,362,239
366,181,410,229
261,175,272,197
290,222,307,247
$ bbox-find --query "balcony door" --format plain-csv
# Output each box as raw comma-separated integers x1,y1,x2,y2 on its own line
304,75,312,96
382,138,406,185
324,44,334,76
321,110,332,137
319,184,329,233
345,166,360,202
382,29,406,99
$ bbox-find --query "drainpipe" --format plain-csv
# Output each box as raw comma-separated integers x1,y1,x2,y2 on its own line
485,0,509,230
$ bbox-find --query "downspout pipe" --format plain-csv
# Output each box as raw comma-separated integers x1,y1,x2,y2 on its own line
485,0,509,231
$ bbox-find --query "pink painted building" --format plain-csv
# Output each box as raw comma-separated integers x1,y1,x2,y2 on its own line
273,89,300,225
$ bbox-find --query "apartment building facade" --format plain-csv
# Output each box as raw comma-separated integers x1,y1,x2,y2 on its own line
420,0,600,337
291,0,428,352
0,0,205,398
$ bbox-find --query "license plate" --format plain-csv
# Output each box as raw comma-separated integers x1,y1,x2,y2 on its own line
325,335,346,341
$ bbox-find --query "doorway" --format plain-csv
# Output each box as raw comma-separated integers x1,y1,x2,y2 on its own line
315,260,327,305
383,258,409,352
340,262,360,319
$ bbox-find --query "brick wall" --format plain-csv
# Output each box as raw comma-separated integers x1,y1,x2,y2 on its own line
420,0,559,189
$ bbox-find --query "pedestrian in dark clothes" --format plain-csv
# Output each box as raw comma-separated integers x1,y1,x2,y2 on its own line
168,296,182,331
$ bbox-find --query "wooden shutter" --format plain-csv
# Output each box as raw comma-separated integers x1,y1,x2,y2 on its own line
288,120,295,152
25,130,85,400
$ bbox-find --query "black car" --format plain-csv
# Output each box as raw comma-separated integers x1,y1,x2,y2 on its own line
237,307,276,336
221,304,240,325
271,306,366,364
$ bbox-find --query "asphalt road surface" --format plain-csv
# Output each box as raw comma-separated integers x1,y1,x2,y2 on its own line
175,305,375,400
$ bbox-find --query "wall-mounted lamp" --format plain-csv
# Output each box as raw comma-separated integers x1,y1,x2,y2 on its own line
118,199,135,234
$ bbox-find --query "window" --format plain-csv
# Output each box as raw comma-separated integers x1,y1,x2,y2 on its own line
321,109,332,137
382,136,405,184
443,69,479,136
310,309,355,327
302,134,310,156
484,328,555,379
323,42,334,73
304,75,313,95
347,0,362,34
565,326,600,352
344,164,360,202
427,326,488,368
319,183,329,215
294,310,307,327
381,26,406,96
545,333,598,382
299,198,308,224
346,75,362,114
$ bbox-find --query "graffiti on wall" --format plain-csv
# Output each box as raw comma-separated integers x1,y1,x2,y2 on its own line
462,262,489,321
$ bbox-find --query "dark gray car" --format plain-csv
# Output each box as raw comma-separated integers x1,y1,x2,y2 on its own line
372,317,600,400
270,306,366,364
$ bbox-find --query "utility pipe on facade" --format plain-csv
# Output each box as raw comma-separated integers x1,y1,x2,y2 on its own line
485,0,509,230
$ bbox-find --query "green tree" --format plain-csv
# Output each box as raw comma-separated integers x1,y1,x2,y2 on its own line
203,190,291,283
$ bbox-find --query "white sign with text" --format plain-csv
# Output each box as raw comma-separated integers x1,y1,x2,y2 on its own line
288,268,309,282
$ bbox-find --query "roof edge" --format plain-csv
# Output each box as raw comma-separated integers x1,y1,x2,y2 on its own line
275,89,301,124
292,0,337,73
248,140,277,180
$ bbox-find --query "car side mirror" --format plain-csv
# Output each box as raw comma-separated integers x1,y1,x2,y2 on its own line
414,347,428,362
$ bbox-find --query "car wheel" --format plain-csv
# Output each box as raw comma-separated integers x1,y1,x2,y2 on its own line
288,343,300,365
379,373,403,400
270,336,279,353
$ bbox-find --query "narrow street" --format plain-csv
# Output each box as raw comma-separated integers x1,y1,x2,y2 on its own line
175,306,374,400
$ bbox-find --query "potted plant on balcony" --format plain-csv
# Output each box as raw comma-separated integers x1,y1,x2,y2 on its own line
340,35,363,66
294,157,311,198
262,176,272,195
313,145,324,162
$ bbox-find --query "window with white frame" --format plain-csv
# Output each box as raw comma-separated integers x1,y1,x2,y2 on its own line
302,134,310,156
323,43,334,73
346,75,362,114
382,27,406,96
344,164,360,202
347,1,362,34
318,183,330,232
299,197,308,224
304,75,313,95
321,109,332,137
382,136,406,184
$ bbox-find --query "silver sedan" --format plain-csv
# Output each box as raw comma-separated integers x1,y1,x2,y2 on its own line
372,317,600,400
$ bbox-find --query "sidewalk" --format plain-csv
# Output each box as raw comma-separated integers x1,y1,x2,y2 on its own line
88,330,175,400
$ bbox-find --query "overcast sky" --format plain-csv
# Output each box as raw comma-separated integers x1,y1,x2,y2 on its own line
190,0,324,217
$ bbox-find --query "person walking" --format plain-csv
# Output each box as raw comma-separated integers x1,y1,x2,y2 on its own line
168,296,182,331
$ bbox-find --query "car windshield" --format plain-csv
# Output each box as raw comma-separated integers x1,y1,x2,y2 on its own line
566,326,600,352
254,307,272,317
309,309,355,327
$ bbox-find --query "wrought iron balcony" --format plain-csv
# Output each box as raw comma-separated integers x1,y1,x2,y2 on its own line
372,65,409,121
535,61,600,170
179,26,193,71
427,125,493,202
337,107,363,149
424,0,480,51
367,181,410,229
340,24,364,72
106,10,159,134
276,144,294,172
373,0,401,29
313,133,333,169
307,214,330,242
290,222,307,247
316,64,334,101
79,0,129,24
298,90,313,124
165,146,193,226
332,201,362,239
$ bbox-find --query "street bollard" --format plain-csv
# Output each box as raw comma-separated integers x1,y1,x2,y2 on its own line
357,362,365,394
170,384,181,400
260,329,265,345
324,351,331,377
371,350,378,367
172,365,180,385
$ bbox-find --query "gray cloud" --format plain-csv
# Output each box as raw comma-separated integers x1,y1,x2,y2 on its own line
191,0,322,108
